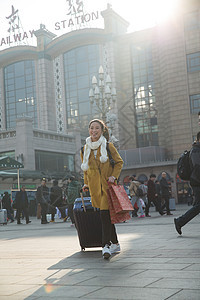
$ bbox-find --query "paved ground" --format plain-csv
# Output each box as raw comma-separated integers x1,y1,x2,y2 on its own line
0,204,200,300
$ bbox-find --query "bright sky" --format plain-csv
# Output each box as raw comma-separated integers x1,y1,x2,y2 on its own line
0,0,180,49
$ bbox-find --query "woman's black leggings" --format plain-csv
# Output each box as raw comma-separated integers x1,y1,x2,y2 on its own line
100,210,118,247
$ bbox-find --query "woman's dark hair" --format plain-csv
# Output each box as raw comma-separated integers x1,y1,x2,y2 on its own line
89,119,109,141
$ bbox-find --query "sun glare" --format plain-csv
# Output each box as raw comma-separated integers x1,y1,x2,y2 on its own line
153,0,180,24
110,0,180,31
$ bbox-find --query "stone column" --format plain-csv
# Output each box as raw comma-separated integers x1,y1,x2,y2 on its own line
34,25,57,131
15,117,35,170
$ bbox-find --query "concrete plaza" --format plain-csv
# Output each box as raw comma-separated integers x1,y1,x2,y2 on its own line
0,204,200,300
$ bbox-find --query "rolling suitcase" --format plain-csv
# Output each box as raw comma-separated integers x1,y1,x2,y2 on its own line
73,193,102,251
0,202,7,225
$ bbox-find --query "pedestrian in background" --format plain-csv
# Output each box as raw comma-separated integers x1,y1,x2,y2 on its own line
2,192,14,223
139,180,148,206
146,174,164,217
36,178,49,224
160,172,173,215
50,180,63,222
174,131,200,235
129,175,145,218
155,180,162,212
15,186,31,225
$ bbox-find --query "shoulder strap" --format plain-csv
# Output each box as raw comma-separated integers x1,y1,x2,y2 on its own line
81,146,84,155
106,142,115,168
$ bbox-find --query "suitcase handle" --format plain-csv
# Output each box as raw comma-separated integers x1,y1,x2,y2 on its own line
79,192,97,212
80,192,86,212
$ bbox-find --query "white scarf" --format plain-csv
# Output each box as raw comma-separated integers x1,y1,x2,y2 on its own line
81,135,108,171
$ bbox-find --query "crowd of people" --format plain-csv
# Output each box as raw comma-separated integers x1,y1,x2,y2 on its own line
0,169,174,225
0,176,81,226
127,172,173,218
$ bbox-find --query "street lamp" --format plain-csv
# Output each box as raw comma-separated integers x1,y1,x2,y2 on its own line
89,65,116,123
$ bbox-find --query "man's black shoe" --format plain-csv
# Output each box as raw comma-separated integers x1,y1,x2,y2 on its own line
174,218,182,235
160,212,165,216
17,222,23,225
41,221,49,224
26,221,31,224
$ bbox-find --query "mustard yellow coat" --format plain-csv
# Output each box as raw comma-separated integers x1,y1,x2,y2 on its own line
80,142,123,210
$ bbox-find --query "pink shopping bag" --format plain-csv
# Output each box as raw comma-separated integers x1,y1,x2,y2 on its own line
107,183,133,224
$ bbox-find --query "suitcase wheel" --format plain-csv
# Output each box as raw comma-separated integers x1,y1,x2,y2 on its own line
81,247,85,251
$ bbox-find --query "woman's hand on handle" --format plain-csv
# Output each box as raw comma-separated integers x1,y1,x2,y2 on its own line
108,176,116,183
82,184,89,192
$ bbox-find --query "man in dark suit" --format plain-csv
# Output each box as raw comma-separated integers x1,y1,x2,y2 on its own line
15,186,31,224
146,174,164,217
36,178,49,224
50,180,63,222
160,172,173,215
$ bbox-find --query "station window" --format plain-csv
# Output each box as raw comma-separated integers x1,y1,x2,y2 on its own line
187,52,200,72
190,94,200,113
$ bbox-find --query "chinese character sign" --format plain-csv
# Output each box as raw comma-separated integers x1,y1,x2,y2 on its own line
66,0,84,16
1,5,35,49
6,5,19,33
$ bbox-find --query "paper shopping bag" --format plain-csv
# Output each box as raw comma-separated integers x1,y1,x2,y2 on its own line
108,183,134,214
107,189,131,224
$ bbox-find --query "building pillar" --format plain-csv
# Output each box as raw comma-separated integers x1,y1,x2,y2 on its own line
15,117,35,170
34,25,57,131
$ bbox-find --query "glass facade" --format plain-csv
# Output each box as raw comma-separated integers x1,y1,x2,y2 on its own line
131,44,158,147
190,94,200,113
4,60,37,129
63,44,102,132
187,52,200,72
35,150,74,173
